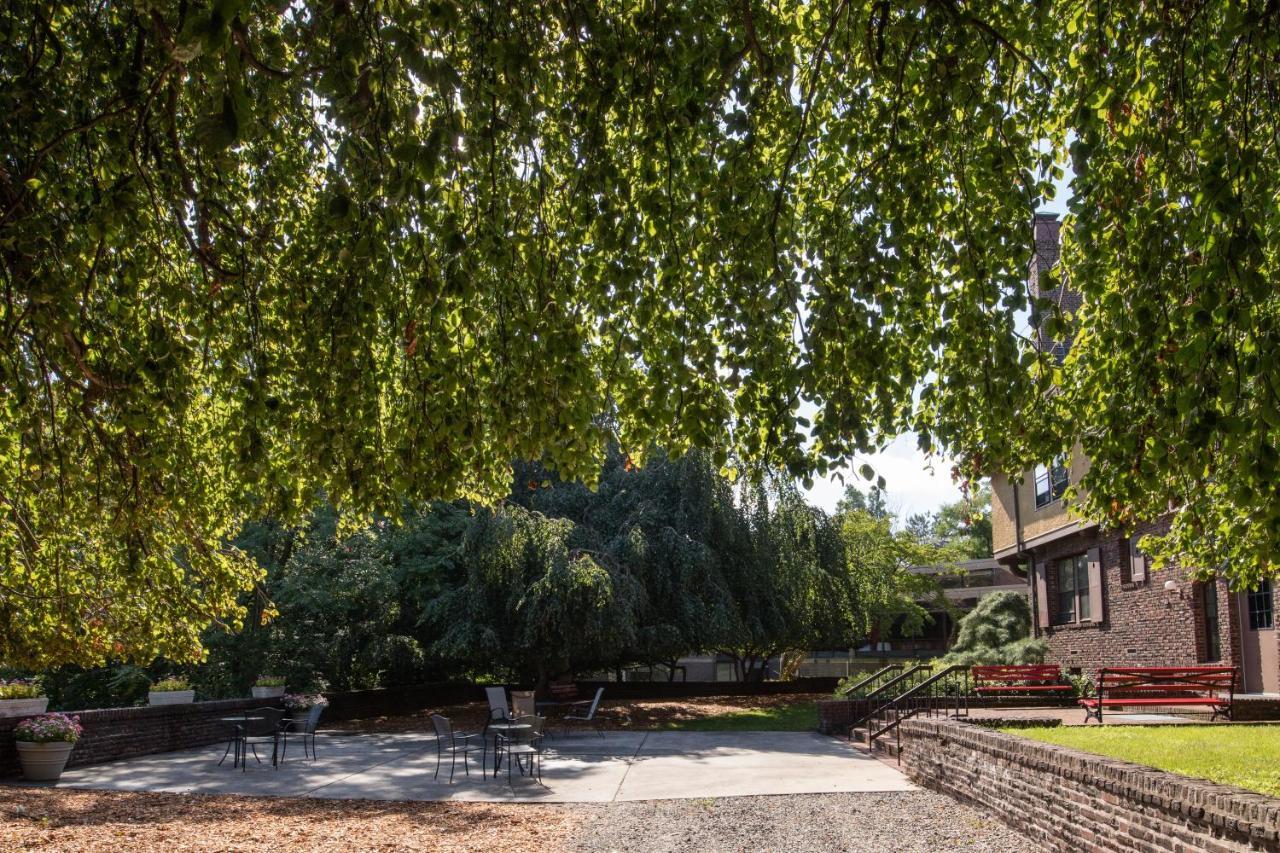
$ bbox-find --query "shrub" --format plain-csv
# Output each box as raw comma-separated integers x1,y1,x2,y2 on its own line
255,675,286,687
940,591,1048,666
151,676,190,692
1066,672,1095,698
0,679,42,700
40,664,151,711
282,693,329,712
14,713,83,743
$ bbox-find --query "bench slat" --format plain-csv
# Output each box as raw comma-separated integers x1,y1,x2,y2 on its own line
972,664,1071,693
1080,666,1236,722
1080,698,1229,707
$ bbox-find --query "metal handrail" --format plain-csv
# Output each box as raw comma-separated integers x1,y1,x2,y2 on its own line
849,664,934,733
838,664,904,697
861,664,932,702
867,665,970,751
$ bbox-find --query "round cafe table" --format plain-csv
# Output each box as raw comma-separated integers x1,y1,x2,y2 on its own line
218,714,269,769
485,721,532,777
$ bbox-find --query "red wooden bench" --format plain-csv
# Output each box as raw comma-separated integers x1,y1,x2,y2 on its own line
1079,666,1236,724
536,681,585,713
972,665,1073,697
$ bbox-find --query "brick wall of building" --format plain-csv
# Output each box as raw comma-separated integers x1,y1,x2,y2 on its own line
898,718,1280,852
1034,517,1244,677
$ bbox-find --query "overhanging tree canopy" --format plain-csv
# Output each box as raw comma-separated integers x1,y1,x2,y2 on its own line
4,1,1279,666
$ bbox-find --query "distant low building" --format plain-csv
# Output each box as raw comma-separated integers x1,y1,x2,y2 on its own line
846,558,1023,660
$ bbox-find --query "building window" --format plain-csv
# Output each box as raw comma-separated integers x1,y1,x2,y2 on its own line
1055,554,1091,624
1201,582,1221,662
1247,579,1274,630
1034,460,1069,508
1123,536,1147,584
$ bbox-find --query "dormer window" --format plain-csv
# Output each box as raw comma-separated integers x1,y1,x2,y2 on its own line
1034,460,1069,508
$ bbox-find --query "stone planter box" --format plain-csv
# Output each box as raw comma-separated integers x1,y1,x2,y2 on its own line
251,686,285,699
15,741,74,782
148,690,196,706
0,698,48,718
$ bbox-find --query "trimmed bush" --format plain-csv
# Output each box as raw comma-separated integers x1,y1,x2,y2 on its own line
940,590,1047,666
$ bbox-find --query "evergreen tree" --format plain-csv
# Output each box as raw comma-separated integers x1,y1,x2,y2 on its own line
940,591,1048,667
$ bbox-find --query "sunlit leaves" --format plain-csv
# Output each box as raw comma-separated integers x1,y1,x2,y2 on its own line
4,0,1280,666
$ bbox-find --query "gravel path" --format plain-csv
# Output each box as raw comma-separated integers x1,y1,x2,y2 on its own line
566,792,1035,852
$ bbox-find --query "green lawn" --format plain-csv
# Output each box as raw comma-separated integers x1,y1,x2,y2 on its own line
662,701,818,731
1006,725,1280,797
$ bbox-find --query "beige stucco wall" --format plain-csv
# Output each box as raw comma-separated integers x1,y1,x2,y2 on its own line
991,445,1091,556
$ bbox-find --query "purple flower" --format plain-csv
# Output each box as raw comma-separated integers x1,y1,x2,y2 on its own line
14,713,83,744
282,693,329,711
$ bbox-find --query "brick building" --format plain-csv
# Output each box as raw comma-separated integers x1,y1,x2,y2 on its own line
990,214,1279,694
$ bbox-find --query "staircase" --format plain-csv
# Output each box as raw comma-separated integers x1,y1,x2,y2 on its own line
849,665,971,758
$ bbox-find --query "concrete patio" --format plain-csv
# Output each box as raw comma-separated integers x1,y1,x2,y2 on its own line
23,730,916,804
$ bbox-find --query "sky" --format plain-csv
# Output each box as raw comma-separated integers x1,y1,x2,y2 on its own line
802,433,963,519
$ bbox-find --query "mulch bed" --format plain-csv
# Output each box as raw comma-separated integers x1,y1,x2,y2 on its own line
328,693,827,734
3,788,577,852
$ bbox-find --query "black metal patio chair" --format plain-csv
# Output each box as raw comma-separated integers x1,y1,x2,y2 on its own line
281,703,325,762
240,707,286,772
431,714,484,782
495,714,545,784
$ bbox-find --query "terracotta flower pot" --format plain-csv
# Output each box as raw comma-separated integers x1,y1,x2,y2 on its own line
0,698,48,718
16,741,74,782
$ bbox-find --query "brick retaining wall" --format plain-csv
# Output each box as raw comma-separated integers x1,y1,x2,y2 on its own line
817,695,1091,736
1,698,271,779
897,718,1280,852
1235,697,1280,722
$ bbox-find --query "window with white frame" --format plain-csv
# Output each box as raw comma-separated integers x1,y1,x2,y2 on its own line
1034,460,1069,508
1055,553,1091,624
1248,579,1274,631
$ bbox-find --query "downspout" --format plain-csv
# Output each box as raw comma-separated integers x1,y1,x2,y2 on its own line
1013,480,1024,554
1014,481,1037,638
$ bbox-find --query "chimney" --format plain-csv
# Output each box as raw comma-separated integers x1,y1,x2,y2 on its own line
1030,212,1061,298
1029,212,1076,362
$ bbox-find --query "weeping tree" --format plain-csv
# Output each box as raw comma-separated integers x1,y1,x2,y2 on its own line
7,1,1280,666
940,590,1047,667
425,504,641,686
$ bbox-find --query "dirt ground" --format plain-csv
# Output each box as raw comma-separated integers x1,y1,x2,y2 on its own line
328,692,828,734
1,787,577,852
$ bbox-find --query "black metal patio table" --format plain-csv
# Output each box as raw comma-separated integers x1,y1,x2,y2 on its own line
219,714,269,769
485,721,532,778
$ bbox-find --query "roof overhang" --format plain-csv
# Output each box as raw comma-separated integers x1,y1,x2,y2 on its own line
993,518,1100,561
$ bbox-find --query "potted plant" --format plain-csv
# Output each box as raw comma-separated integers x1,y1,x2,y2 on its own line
281,694,329,759
0,679,48,718
14,713,83,782
147,676,195,706
282,693,329,713
252,675,287,698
